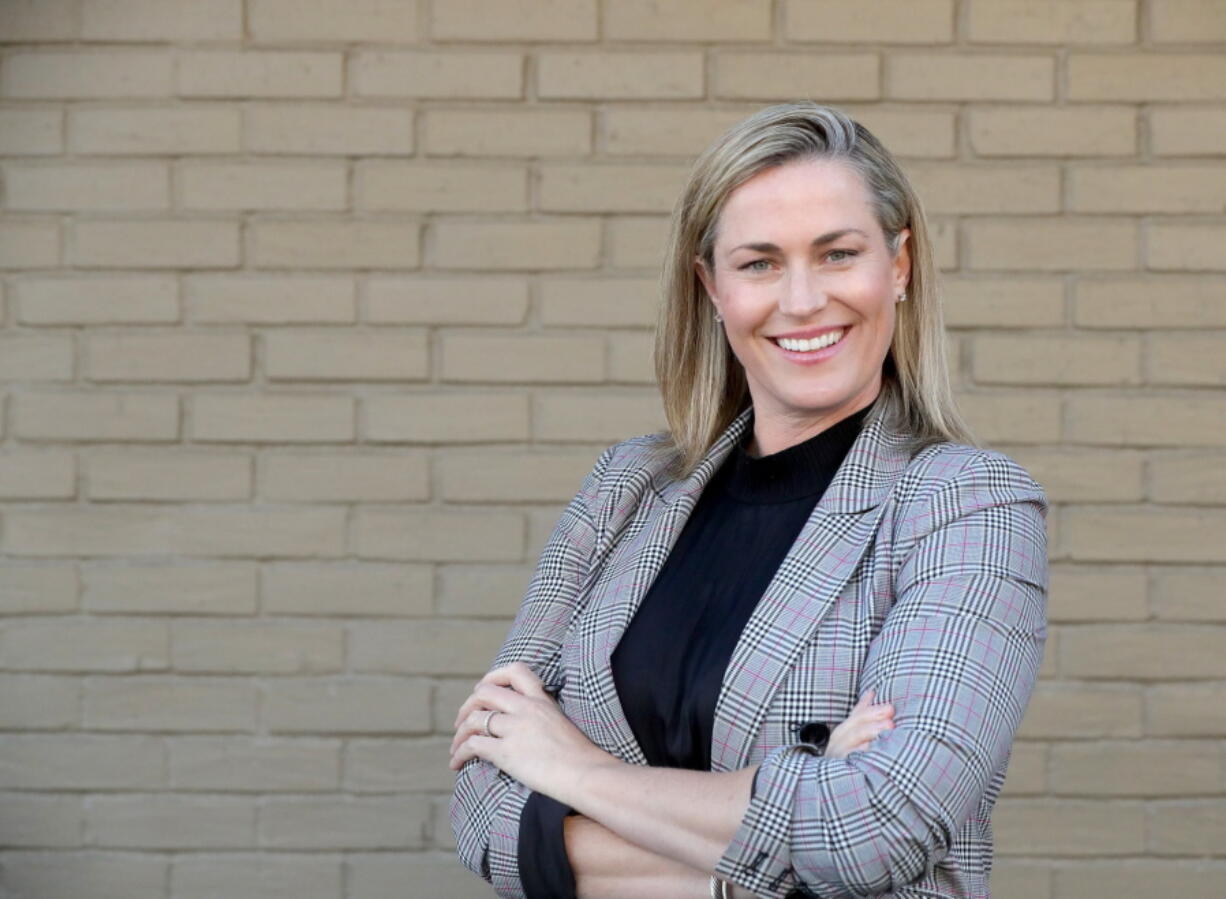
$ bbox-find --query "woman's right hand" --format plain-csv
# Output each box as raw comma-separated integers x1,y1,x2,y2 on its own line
825,689,894,759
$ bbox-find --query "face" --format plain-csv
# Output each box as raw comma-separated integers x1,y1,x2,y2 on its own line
694,157,910,452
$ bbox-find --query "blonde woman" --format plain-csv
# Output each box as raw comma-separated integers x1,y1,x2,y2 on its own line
449,102,1048,898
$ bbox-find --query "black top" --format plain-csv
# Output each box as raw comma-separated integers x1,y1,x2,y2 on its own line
517,405,871,898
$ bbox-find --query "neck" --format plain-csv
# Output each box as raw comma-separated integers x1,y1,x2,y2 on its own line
748,400,878,458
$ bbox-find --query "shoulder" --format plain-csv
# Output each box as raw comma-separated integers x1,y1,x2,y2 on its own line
891,439,1049,522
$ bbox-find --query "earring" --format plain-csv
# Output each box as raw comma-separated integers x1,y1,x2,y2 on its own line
713,311,723,322
896,291,907,303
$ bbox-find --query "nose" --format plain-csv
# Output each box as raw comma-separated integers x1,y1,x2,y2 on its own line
778,265,828,317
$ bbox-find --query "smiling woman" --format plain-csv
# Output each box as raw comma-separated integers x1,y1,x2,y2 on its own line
449,102,1048,899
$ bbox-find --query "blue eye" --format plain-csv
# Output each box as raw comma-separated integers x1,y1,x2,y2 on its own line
827,249,857,263
740,259,771,272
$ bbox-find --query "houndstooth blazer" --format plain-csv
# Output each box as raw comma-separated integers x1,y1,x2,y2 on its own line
451,400,1049,898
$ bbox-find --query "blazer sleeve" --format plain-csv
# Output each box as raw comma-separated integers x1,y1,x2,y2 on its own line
713,450,1049,897
449,442,617,898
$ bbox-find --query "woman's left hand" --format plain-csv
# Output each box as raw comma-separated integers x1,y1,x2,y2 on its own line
448,662,619,802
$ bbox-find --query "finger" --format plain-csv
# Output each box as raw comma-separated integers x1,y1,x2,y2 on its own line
851,688,876,712
450,707,511,755
452,683,519,729
480,662,547,698
449,733,498,771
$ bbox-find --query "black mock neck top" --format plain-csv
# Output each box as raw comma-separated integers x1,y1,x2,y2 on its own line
517,404,872,898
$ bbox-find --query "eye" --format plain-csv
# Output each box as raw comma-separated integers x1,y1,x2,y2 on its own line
827,249,858,263
739,259,772,272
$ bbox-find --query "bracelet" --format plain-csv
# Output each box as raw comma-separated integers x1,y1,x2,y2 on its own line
709,875,730,898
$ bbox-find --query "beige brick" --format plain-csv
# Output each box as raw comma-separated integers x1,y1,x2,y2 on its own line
89,795,256,849
3,161,169,211
1054,862,1226,898
350,50,523,100
365,276,528,326
442,334,604,382
426,109,591,157
0,675,79,728
0,851,167,899
993,799,1144,855
1066,505,1226,562
607,0,773,40
608,215,669,270
973,334,1140,386
352,853,490,897
1152,567,1226,621
265,677,431,734
991,861,1053,899
434,219,600,271
84,676,256,731
1147,683,1226,736
906,164,1061,214
888,54,1053,101
187,274,354,324
0,565,77,614
1051,741,1219,796
966,0,1136,43
539,163,688,214
1,50,172,99
15,391,177,442
715,53,879,101
71,104,241,155
535,391,664,443
352,508,524,562
173,506,348,558
433,678,475,733
1000,446,1142,500
1151,106,1226,156
245,103,413,155
433,0,596,40
609,331,656,383
0,0,77,41
1151,449,1226,504
170,737,339,791
966,218,1137,271
4,506,169,556
1072,165,1226,213
602,107,753,157
177,50,341,99
174,854,343,899
968,105,1136,157
344,737,454,792
264,330,428,381
262,562,432,617
538,52,703,100
1017,684,1143,738
0,334,74,381
1001,741,1047,796
1067,394,1226,447
171,622,343,674
0,108,64,155
250,220,420,270
16,275,178,326
82,0,243,40
0,794,82,847
1151,802,1226,856
87,332,249,382
786,0,952,42
191,393,353,443
262,452,429,502
1046,564,1147,621
364,391,531,443
943,278,1066,328
0,734,165,789
72,218,239,269
350,620,509,675
88,450,251,501
842,108,959,159
261,795,428,849
179,161,347,211
84,563,258,615
1076,275,1226,328
1151,0,1226,41
0,618,167,672
250,0,418,42
1069,53,1226,101
438,449,601,503
437,563,535,618
0,219,59,268
955,391,1062,443
356,162,526,212
1150,223,1226,271
1061,623,1226,677
539,277,658,327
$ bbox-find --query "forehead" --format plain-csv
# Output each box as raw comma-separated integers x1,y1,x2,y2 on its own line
715,158,877,246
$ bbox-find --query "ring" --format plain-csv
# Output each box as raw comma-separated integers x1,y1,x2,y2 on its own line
481,709,501,738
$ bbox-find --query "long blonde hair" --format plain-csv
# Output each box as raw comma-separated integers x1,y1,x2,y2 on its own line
653,101,976,478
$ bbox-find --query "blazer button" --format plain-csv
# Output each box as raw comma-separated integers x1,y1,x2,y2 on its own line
797,721,830,749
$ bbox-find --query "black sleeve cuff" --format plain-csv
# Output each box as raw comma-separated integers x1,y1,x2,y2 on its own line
518,790,579,898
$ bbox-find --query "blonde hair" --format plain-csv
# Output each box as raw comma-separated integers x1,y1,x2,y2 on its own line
652,101,976,478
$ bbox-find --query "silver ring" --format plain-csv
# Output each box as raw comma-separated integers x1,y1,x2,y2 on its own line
480,709,501,738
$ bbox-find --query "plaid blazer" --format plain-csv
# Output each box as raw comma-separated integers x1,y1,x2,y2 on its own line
451,402,1049,898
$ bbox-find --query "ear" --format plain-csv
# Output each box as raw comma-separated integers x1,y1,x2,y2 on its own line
892,228,912,294
693,254,721,314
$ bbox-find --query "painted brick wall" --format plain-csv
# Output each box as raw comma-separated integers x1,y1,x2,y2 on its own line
1,1,1224,897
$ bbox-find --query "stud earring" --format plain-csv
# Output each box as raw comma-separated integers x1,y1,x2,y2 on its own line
713,311,723,322
896,291,907,303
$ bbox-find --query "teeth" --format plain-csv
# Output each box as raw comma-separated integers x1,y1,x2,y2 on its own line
776,329,845,352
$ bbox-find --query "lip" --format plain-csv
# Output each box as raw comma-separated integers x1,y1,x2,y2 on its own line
768,325,850,365
767,324,849,340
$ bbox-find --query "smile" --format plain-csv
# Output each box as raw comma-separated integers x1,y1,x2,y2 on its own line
771,328,846,353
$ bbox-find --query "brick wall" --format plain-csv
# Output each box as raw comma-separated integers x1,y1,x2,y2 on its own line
1,1,1224,897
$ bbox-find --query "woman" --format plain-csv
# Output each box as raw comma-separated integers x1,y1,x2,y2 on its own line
448,102,1048,898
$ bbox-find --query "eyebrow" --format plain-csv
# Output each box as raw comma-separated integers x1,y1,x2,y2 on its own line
728,228,869,255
